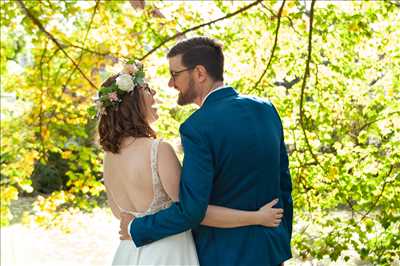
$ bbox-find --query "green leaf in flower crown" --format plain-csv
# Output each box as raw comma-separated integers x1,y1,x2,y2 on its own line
136,70,145,79
136,77,145,86
99,83,118,96
134,70,145,85
87,106,97,118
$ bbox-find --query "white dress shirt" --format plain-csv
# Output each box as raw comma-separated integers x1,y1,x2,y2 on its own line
201,85,230,106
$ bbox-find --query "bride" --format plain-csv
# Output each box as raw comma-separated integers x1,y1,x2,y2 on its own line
95,61,283,265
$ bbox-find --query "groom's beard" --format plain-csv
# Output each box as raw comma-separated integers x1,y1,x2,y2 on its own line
177,78,197,106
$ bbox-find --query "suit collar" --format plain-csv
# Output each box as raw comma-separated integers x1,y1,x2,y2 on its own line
201,87,238,107
201,85,230,106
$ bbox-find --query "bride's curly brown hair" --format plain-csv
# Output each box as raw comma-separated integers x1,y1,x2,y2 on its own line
98,74,156,153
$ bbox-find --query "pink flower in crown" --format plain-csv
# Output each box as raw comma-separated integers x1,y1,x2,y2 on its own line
108,92,119,102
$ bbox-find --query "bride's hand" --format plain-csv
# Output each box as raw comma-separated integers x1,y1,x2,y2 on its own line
257,199,284,227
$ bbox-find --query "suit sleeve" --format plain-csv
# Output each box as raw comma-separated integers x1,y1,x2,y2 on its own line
270,103,293,239
130,121,214,247
279,128,293,239
269,102,293,239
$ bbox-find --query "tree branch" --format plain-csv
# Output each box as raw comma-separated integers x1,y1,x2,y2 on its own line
139,0,264,60
359,165,394,222
284,15,302,36
388,0,400,8
65,43,116,58
63,0,100,88
38,40,48,160
16,0,98,89
260,2,276,16
42,0,102,133
261,1,301,36
299,0,322,168
274,76,300,89
369,72,385,86
252,0,286,92
358,111,400,133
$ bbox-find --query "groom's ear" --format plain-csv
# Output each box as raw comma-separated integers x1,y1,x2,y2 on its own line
194,65,208,83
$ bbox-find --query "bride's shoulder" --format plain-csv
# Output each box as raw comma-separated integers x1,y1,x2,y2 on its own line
157,140,179,159
157,140,181,173
158,139,173,151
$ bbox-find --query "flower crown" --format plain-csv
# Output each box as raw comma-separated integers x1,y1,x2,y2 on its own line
88,60,145,118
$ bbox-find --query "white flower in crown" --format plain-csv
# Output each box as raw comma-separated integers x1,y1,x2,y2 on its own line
121,63,138,75
116,74,135,92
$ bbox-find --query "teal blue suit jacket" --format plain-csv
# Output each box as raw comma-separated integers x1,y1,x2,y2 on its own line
131,87,293,266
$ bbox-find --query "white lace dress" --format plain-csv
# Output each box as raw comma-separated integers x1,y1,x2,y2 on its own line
110,139,199,266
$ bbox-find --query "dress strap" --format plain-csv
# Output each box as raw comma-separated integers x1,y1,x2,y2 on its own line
150,139,162,187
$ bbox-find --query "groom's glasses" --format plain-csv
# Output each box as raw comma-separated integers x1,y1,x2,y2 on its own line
170,67,195,82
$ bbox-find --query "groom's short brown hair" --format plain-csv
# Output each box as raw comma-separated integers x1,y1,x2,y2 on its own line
167,37,224,82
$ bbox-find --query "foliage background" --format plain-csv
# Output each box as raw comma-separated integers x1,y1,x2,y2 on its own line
1,0,399,265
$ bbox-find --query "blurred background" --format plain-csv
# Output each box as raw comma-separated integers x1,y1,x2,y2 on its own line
1,0,399,265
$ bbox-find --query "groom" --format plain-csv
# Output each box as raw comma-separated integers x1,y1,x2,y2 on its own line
120,37,293,266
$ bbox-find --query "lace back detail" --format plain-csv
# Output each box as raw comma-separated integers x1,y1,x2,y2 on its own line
150,139,162,191
145,139,173,215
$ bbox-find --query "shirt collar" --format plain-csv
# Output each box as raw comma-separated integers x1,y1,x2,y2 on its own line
201,85,230,106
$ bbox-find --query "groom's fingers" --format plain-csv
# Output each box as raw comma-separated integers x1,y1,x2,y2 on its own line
119,230,132,240
122,217,135,230
265,198,279,207
272,208,284,215
119,212,135,236
120,212,135,221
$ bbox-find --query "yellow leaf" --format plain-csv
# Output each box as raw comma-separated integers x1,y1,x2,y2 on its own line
349,22,359,32
328,167,338,180
287,1,296,8
281,8,288,17
82,186,89,193
62,151,72,159
35,215,46,224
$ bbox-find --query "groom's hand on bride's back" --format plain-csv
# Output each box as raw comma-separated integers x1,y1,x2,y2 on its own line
257,199,284,227
119,212,135,240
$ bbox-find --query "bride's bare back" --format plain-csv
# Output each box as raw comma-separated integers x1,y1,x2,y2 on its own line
103,137,158,217
103,136,181,219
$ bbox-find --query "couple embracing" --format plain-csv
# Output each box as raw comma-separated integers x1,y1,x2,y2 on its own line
97,37,293,266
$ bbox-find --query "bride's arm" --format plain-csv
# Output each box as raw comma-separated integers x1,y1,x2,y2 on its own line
201,200,281,228
157,141,283,228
